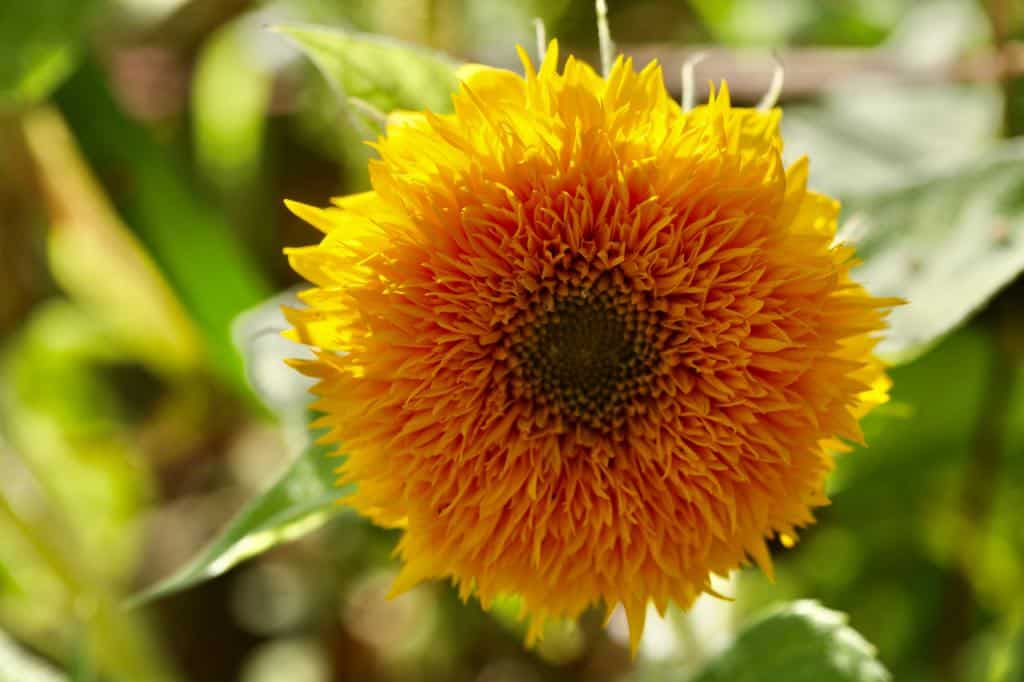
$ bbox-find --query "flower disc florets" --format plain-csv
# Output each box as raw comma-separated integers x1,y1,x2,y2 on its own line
283,42,894,650
506,263,668,437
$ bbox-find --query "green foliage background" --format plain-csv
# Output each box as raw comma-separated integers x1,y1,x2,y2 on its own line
1,0,1024,681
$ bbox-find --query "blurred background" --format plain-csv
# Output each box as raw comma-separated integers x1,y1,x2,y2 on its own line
2,0,1024,680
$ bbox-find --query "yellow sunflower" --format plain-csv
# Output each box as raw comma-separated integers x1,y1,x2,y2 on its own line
283,42,894,651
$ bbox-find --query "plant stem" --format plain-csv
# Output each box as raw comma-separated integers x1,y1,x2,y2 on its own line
985,0,1024,138
935,298,1018,680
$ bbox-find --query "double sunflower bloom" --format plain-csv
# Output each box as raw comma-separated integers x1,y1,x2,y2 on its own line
283,42,894,651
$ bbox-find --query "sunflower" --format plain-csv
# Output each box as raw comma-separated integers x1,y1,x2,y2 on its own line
283,41,894,651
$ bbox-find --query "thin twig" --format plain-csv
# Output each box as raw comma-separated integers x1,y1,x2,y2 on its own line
680,51,707,110
348,97,388,129
756,51,785,110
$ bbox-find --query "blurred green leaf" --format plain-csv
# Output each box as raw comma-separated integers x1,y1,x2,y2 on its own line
0,300,180,682
0,630,67,682
56,63,272,396
688,0,878,46
783,82,1000,199
956,620,1024,682
1006,624,1024,682
461,0,570,58
692,601,890,682
231,290,314,417
131,426,348,605
128,292,340,604
22,106,203,375
277,21,460,189
0,561,17,596
0,0,98,110
882,0,989,71
192,22,272,196
845,141,1024,364
274,22,459,122
3,300,151,585
68,634,92,682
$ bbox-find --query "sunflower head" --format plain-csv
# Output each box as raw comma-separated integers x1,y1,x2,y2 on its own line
284,42,894,652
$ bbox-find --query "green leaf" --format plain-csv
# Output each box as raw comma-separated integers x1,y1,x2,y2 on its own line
273,22,460,121
130,293,339,604
231,290,314,416
782,81,1000,199
0,0,98,110
845,141,1024,364
692,601,890,682
129,426,348,606
277,22,460,188
0,630,67,682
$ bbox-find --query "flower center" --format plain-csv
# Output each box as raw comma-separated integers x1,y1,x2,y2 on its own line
506,274,664,434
